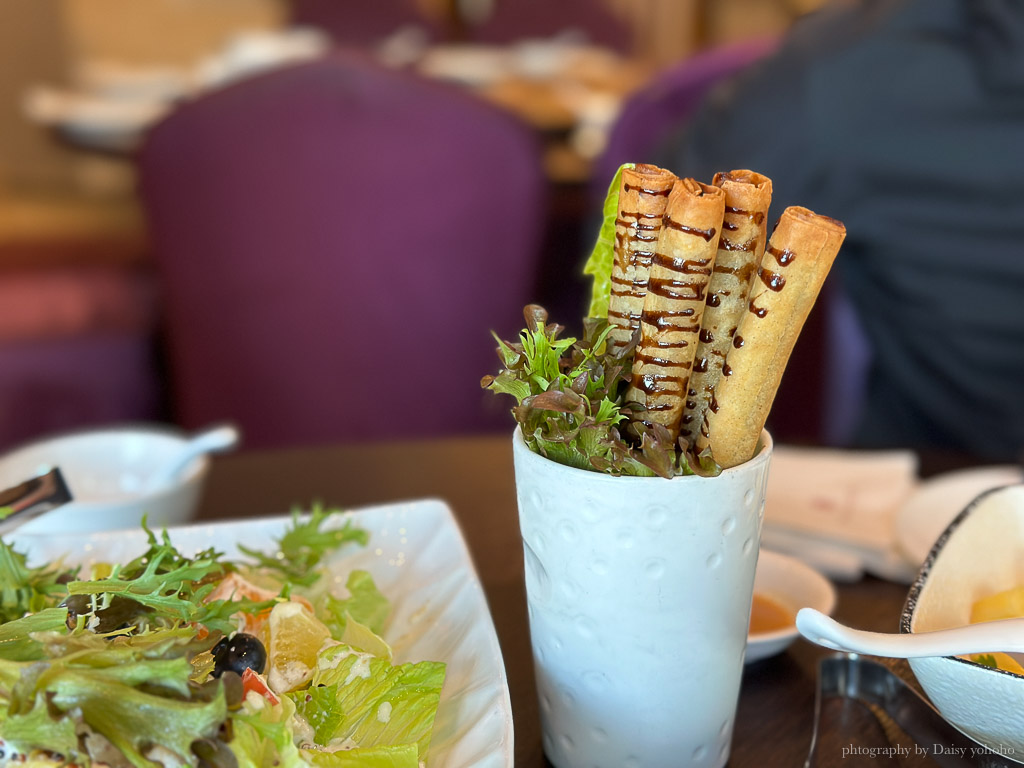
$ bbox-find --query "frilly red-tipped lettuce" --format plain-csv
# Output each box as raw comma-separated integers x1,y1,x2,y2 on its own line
486,161,722,479
482,305,718,479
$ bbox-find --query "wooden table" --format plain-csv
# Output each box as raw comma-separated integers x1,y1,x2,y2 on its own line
415,44,654,185
194,434,923,767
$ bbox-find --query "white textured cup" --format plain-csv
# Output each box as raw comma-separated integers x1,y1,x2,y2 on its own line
513,427,773,768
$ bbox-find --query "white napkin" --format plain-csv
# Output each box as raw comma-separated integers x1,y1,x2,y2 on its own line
763,445,920,582
195,28,330,90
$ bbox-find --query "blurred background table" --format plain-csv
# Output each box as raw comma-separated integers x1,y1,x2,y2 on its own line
0,0,841,459
195,433,918,767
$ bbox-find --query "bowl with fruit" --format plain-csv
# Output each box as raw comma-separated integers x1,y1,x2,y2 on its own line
900,482,1024,761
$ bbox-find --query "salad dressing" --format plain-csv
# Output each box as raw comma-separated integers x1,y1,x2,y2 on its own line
345,652,374,685
269,659,312,693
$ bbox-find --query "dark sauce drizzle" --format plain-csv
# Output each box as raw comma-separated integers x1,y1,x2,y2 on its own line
758,267,786,292
623,183,672,197
748,301,768,318
726,206,765,224
648,278,707,302
664,217,717,242
769,244,797,265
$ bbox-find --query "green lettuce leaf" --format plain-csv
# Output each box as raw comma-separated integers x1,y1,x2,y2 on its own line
341,614,392,661
0,607,70,661
239,505,369,587
2,654,226,768
321,570,390,639
582,163,633,319
303,743,419,768
229,694,305,768
1,693,79,756
293,644,446,760
0,539,73,624
52,672,225,768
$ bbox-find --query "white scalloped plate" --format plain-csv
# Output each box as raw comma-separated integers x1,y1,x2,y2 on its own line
10,499,513,768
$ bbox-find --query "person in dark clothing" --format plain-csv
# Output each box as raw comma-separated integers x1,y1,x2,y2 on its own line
654,0,1024,461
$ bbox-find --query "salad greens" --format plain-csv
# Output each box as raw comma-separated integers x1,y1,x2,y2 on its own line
0,506,446,768
0,538,69,624
483,164,719,479
581,163,632,320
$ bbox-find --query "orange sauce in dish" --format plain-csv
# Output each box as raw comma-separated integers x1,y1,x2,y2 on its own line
749,593,794,635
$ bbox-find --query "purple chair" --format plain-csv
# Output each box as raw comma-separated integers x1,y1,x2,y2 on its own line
138,51,546,449
0,266,162,452
594,38,779,197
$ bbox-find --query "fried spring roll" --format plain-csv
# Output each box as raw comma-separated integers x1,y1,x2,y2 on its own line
699,206,846,468
625,179,725,440
607,164,678,353
679,170,773,446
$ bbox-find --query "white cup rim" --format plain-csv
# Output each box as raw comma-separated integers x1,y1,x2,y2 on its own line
511,425,773,483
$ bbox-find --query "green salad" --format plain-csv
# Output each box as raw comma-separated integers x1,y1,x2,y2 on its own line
482,164,719,479
0,507,445,768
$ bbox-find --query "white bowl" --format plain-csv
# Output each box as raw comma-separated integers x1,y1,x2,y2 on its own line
746,549,837,663
0,425,211,534
901,483,1024,761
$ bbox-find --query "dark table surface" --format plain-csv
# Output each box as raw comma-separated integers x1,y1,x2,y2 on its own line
193,433,957,767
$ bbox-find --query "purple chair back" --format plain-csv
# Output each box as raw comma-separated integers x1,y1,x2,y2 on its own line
138,51,546,448
594,38,779,196
0,266,162,452
0,334,161,451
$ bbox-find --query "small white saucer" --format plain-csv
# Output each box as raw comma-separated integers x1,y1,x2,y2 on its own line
895,465,1024,568
746,549,837,664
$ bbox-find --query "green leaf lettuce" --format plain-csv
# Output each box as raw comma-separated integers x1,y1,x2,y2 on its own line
290,643,446,761
582,163,633,319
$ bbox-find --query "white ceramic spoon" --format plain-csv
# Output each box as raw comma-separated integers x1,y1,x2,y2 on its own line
797,607,1024,658
145,424,240,492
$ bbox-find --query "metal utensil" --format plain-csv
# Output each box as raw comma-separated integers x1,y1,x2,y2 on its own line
807,654,1019,767
0,468,73,536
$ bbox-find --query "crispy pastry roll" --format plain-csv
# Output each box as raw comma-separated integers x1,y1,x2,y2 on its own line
679,170,773,446
625,178,725,440
607,164,678,353
699,206,846,468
